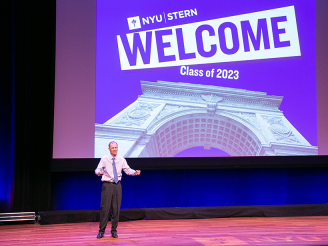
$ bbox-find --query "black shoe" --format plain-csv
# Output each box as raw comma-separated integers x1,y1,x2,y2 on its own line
97,233,104,239
111,232,118,238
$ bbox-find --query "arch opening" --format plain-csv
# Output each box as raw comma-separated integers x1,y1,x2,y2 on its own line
153,113,262,157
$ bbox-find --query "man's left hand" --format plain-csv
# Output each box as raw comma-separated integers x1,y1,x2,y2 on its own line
134,170,141,175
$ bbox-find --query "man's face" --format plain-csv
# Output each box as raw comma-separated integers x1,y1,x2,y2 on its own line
109,143,118,156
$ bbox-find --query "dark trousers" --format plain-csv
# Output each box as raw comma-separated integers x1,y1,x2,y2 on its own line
99,181,122,234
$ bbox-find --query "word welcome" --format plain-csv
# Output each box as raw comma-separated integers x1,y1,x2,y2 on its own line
117,6,300,70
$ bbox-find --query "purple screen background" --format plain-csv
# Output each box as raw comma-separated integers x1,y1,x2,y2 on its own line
95,0,317,145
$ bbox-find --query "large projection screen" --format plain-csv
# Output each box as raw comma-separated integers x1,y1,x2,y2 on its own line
53,0,328,167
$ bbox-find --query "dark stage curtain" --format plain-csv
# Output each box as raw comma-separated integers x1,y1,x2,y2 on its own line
0,1,15,212
0,0,55,212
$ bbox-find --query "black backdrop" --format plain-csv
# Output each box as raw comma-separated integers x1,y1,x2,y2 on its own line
1,0,328,213
1,0,55,212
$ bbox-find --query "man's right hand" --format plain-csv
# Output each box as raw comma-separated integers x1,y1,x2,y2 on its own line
98,171,104,176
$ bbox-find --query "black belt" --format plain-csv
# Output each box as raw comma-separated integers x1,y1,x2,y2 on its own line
103,181,120,184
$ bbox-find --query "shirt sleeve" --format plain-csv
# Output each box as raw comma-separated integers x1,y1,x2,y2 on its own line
122,157,136,176
95,157,105,176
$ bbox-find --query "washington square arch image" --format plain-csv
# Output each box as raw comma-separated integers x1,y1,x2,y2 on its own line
94,81,318,158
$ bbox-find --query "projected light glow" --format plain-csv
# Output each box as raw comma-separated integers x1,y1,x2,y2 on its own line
54,0,319,160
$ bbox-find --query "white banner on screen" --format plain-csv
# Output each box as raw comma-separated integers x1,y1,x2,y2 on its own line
117,6,300,70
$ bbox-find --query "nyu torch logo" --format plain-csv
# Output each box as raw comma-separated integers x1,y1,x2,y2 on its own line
127,16,141,30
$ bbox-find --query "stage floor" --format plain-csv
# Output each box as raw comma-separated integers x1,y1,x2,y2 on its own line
1,216,328,245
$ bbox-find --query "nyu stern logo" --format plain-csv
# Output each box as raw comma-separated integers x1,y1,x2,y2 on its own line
127,16,141,30
127,9,198,30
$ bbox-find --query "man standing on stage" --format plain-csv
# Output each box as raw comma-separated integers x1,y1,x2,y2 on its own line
95,141,141,239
